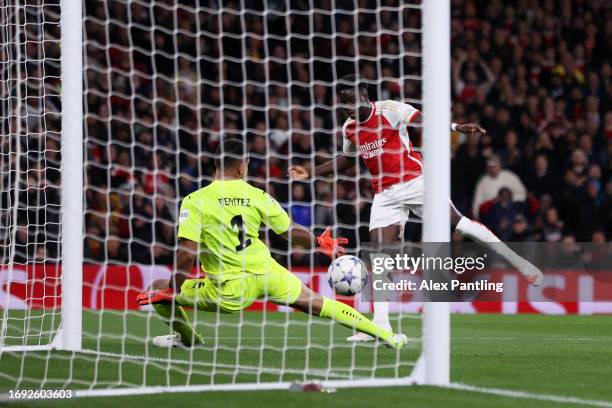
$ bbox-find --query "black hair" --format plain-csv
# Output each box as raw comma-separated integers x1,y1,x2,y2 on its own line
336,74,369,96
215,137,246,170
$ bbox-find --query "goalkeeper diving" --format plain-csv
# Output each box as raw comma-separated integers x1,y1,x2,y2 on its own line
136,138,409,350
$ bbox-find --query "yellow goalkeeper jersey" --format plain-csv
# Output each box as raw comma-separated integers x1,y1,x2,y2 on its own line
177,179,291,281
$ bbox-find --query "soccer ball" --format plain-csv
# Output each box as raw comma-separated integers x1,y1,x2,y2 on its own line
327,255,368,296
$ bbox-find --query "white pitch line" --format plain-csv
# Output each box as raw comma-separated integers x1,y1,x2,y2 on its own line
446,383,612,408
79,348,356,379
451,337,612,341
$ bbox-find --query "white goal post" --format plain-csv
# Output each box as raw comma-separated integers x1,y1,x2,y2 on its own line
0,0,451,395
58,0,84,353
421,0,451,386
0,0,83,354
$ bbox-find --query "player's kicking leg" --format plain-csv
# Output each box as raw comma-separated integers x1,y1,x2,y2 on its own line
450,203,543,286
288,284,408,350
348,177,544,343
145,279,205,348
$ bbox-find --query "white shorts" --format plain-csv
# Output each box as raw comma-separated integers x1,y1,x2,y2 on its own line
369,176,424,231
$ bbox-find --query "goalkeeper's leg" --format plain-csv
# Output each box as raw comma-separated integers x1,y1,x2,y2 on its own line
263,259,407,349
289,285,408,350
149,279,205,347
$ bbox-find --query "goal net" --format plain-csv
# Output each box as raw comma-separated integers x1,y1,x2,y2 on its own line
0,0,450,396
1,0,65,348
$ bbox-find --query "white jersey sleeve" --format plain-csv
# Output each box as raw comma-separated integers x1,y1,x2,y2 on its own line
343,137,356,154
378,100,420,128
341,118,357,154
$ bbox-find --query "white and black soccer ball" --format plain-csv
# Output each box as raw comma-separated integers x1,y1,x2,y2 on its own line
327,255,368,296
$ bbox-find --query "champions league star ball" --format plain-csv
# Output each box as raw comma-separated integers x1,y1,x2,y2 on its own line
327,255,369,296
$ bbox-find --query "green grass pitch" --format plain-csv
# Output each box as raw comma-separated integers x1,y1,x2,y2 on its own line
1,311,611,407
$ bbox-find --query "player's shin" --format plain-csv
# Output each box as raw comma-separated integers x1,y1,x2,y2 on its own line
372,301,391,327
152,303,204,346
319,297,394,343
370,252,393,329
455,216,543,286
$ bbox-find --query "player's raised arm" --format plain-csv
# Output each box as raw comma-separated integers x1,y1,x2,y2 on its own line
400,104,486,136
453,122,487,136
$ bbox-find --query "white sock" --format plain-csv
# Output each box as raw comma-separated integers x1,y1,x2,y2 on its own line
455,216,502,243
369,252,392,328
455,216,523,267
372,301,390,328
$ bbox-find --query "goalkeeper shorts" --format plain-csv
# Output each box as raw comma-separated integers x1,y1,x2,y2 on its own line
175,260,303,314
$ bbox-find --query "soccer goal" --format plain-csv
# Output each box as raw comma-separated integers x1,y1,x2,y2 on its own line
0,0,450,397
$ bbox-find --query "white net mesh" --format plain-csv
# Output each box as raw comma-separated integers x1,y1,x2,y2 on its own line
1,0,428,395
0,0,62,348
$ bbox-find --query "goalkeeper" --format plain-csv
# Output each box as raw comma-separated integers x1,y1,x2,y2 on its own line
137,138,408,350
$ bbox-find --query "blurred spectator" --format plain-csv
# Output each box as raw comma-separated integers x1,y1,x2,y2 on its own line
472,155,526,218
249,135,268,178
575,179,608,241
7,0,610,269
498,130,524,175
287,184,313,227
106,235,128,263
269,116,290,149
592,230,607,243
480,187,527,241
509,215,536,242
452,49,495,104
128,190,154,263
314,181,334,227
452,132,486,214
541,207,564,243
527,154,561,200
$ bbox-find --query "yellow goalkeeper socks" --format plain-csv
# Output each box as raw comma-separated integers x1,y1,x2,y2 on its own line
152,303,204,346
319,297,394,342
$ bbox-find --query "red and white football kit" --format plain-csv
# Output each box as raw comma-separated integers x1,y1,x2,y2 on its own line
342,100,424,230
342,100,543,343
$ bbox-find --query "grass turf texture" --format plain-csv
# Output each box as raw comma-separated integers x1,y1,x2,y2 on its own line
1,312,611,407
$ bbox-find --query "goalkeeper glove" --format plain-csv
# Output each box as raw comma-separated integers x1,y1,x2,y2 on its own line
316,227,348,258
136,287,175,305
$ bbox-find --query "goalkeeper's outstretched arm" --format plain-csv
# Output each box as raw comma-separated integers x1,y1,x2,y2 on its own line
136,238,197,298
283,223,348,258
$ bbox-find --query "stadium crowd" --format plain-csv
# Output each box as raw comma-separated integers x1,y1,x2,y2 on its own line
5,0,611,266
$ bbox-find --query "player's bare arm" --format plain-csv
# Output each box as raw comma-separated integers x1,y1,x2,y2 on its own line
288,77,373,181
410,111,486,136
454,123,486,136
287,155,353,180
